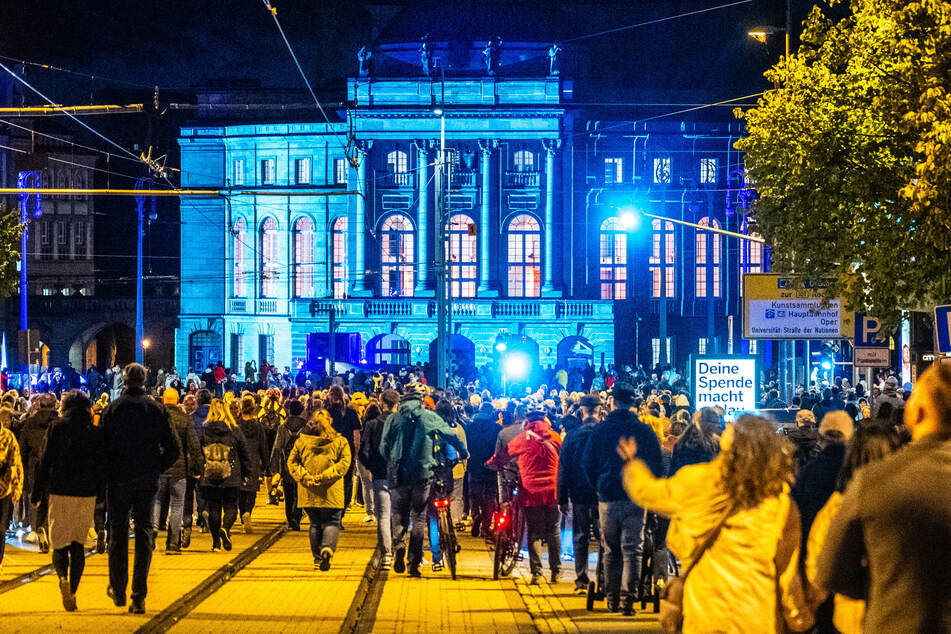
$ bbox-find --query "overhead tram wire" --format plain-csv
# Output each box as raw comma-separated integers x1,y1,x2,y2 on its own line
0,54,155,89
560,0,756,43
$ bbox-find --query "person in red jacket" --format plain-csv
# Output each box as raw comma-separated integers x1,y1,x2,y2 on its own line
506,410,563,585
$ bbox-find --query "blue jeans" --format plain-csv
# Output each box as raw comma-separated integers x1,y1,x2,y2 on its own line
357,463,375,515
151,476,186,548
598,500,646,607
304,507,343,559
390,480,432,568
572,502,599,586
372,479,392,555
107,474,159,600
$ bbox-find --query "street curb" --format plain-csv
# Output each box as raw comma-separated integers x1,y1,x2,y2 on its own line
0,547,95,595
340,546,383,634
136,523,287,634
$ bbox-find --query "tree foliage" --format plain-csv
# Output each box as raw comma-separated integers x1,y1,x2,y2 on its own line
735,0,951,326
0,206,23,299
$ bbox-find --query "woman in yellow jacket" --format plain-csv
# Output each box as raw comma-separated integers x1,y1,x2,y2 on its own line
618,415,812,633
287,409,351,571
805,422,902,634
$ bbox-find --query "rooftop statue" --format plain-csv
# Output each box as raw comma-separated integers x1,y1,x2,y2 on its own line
548,43,562,76
357,45,372,76
482,36,502,76
420,35,432,77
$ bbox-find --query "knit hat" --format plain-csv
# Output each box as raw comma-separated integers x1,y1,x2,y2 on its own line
819,411,854,441
162,388,179,405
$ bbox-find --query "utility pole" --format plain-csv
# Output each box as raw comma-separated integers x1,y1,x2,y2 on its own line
134,177,155,365
434,109,449,389
17,171,41,370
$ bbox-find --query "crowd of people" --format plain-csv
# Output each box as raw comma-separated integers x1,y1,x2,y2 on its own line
1,356,949,632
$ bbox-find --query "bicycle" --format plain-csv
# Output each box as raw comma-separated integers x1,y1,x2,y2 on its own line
491,476,525,580
430,435,461,580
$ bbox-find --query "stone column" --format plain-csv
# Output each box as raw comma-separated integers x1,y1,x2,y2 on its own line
352,142,370,294
541,140,558,294
415,141,429,293
477,139,495,294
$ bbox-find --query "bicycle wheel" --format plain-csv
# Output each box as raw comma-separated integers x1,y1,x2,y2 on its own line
493,532,504,580
438,511,457,580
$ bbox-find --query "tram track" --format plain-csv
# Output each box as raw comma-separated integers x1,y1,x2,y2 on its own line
341,547,385,634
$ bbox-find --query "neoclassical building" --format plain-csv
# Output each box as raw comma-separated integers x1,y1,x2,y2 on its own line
176,26,762,377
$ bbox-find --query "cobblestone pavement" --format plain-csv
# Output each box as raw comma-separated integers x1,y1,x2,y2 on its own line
1,496,665,632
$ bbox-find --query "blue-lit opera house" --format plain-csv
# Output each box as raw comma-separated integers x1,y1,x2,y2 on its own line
176,19,761,378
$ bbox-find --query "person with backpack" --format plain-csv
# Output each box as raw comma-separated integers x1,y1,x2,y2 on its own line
258,389,285,504
199,399,251,552
380,383,468,577
359,389,400,567
287,409,351,570
153,389,203,553
269,399,307,531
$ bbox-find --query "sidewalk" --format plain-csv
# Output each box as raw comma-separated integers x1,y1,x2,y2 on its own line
0,494,283,631
371,530,535,634
170,507,378,633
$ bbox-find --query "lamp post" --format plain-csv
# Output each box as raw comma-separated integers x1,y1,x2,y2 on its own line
748,0,791,59
17,171,41,334
434,108,451,389
134,177,155,365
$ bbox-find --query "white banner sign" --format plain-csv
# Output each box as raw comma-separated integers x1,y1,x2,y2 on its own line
692,356,758,420
747,299,844,338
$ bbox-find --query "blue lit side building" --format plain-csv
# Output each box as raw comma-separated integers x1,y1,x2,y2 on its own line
175,33,766,377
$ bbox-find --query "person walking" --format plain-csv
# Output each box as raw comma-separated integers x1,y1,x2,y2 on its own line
287,409,352,570
358,389,399,567
817,364,951,631
236,395,268,533
16,393,58,554
32,392,105,611
182,389,212,545
581,382,663,616
270,399,307,530
153,389,203,554
199,399,251,552
380,384,467,577
465,401,501,539
100,363,179,614
504,411,562,585
326,386,360,513
619,415,813,633
0,405,23,579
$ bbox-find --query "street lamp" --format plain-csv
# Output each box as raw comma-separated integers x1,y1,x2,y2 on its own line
134,177,156,365
748,0,791,59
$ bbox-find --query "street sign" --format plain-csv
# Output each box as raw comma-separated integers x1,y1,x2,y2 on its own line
854,313,888,347
743,274,854,339
854,347,889,367
935,305,951,353
691,355,758,421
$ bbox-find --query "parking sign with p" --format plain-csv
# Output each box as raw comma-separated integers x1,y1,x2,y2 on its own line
855,313,888,348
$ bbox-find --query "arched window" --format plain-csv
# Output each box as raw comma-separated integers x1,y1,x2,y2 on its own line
293,216,314,298
260,217,279,298
232,217,248,297
513,150,535,172
331,217,348,298
380,214,414,297
740,232,764,294
599,217,627,300
387,150,408,173
446,214,477,298
649,219,676,298
695,217,722,298
506,214,541,297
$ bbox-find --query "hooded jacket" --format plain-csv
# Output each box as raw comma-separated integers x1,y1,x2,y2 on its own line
0,426,23,501
582,408,663,502
199,419,251,489
358,409,392,480
506,418,562,507
466,408,501,483
165,404,204,480
558,418,598,505
380,397,468,486
269,414,307,476
287,425,351,509
237,415,269,491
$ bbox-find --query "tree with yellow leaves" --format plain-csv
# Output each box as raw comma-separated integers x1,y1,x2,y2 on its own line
735,0,951,326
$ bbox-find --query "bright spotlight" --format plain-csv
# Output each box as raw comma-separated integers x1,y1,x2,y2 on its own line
619,207,642,231
495,342,507,353
503,352,530,379
433,108,444,116
820,360,832,371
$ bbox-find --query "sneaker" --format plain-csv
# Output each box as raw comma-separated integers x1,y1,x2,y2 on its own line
212,545,222,553
314,559,321,570
165,544,181,555
529,573,541,585
96,530,107,554
319,548,332,571
407,566,421,578
381,554,393,570
241,512,253,534
181,527,192,549
221,529,232,552
362,514,375,523
107,585,126,607
129,597,146,614
59,578,77,612
37,527,49,554
393,548,406,574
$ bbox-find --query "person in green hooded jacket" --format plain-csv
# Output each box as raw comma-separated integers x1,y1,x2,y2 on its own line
287,409,351,571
